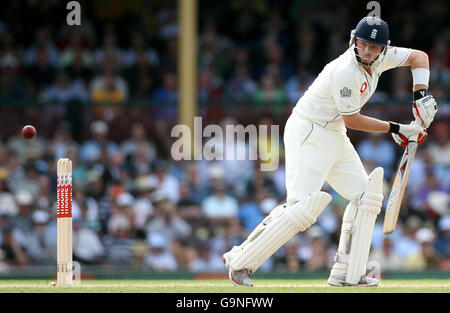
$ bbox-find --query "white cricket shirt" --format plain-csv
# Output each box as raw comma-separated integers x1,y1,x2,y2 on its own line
293,46,412,130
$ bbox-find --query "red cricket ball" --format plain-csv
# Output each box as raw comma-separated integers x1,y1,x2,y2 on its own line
22,125,36,139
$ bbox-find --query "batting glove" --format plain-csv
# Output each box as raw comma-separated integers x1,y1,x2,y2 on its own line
413,90,437,128
389,121,427,147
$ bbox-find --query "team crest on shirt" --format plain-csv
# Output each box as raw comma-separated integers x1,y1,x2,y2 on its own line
340,87,351,98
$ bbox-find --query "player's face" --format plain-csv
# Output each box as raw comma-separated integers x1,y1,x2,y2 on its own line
355,39,383,65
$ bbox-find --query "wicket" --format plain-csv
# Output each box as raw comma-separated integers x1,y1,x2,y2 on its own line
56,158,73,286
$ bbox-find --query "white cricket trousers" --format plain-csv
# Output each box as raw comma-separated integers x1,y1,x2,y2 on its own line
283,111,369,205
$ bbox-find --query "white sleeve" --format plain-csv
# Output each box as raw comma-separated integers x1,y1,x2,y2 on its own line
331,70,362,115
381,46,412,72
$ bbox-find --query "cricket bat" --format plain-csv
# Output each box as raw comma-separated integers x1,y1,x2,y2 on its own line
383,122,420,234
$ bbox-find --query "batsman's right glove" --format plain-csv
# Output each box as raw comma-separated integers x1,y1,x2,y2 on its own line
389,121,427,147
413,90,438,128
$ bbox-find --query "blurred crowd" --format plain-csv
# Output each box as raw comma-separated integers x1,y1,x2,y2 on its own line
0,1,449,274
0,116,448,274
0,1,448,107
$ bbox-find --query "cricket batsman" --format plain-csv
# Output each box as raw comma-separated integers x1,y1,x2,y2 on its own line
223,16,437,287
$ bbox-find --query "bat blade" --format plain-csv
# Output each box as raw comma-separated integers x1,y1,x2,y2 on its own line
383,142,418,234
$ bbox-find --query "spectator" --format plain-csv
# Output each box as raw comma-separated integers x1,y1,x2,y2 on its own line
151,160,180,204
26,48,56,94
122,32,159,69
146,199,191,242
0,224,29,266
394,215,422,258
427,122,450,189
60,36,94,69
120,122,157,163
181,161,208,205
0,62,28,99
411,171,448,221
79,120,119,164
0,32,21,70
198,21,233,77
188,241,225,273
369,237,404,272
133,175,157,233
435,215,450,260
103,213,135,264
252,72,285,106
113,192,137,232
93,31,123,70
202,179,239,223
159,38,177,73
6,132,47,164
103,149,127,188
407,150,428,192
295,23,317,70
49,122,80,161
304,226,329,272
34,174,52,212
155,4,178,41
24,210,55,264
90,71,128,103
72,218,104,264
145,232,178,271
171,238,199,271
404,228,444,271
24,27,60,68
63,42,94,83
317,201,340,238
8,162,40,199
209,217,247,263
284,66,314,104
67,145,88,190
123,32,159,98
237,192,265,234
0,175,18,217
225,64,258,102
260,37,294,80
125,50,157,98
152,72,178,103
176,181,204,229
72,187,101,232
245,165,278,202
42,72,89,104
198,69,223,103
274,236,301,272
429,38,450,88
11,190,35,235
357,133,396,179
127,141,153,176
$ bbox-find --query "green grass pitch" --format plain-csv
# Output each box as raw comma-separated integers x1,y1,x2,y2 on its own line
0,279,449,293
